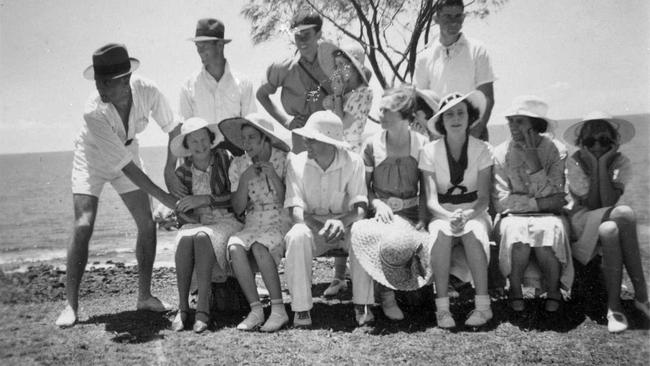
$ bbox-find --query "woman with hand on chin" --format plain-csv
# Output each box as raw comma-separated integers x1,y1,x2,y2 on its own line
564,112,650,333
170,117,243,333
219,114,292,332
419,91,494,328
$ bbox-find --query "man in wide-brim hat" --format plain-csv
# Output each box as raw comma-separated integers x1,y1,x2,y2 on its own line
179,18,256,160
282,110,374,328
56,43,182,328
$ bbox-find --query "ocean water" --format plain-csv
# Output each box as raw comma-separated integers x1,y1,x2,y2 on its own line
1,115,648,271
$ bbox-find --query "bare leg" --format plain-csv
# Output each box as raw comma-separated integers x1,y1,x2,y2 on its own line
599,220,624,312
610,206,649,303
533,246,561,299
175,236,194,312
193,232,215,323
119,190,157,301
431,233,453,298
229,244,260,305
461,233,489,296
64,194,98,313
509,242,530,300
251,243,283,301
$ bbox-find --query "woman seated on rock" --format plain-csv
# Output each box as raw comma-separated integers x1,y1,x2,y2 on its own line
419,91,493,328
219,113,293,332
564,111,650,333
350,85,431,325
170,117,244,333
492,96,574,313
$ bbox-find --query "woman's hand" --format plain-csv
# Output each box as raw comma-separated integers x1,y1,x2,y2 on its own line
514,128,542,172
599,143,619,166
415,220,427,231
176,195,209,212
256,162,277,178
372,199,394,224
331,73,345,96
449,209,466,234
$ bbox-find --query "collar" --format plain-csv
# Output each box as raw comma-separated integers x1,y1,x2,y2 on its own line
438,33,467,48
306,148,346,172
200,60,233,84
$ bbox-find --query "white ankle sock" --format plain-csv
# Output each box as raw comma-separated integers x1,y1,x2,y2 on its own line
270,299,286,315
475,295,491,311
435,297,450,312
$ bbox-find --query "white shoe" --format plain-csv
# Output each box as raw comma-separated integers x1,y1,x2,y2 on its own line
465,308,493,327
354,305,375,326
607,309,628,333
55,305,77,328
435,310,456,329
237,310,264,331
323,279,348,297
260,312,289,332
137,296,172,312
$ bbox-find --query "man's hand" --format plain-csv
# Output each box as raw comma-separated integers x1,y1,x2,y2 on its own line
165,169,188,197
318,219,346,243
176,195,209,212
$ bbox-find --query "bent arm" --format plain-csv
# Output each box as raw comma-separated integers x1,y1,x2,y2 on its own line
256,83,289,127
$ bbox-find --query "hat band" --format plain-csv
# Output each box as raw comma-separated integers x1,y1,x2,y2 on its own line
93,60,131,77
196,30,224,38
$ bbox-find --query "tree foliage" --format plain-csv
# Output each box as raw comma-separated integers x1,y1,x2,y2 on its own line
241,0,508,88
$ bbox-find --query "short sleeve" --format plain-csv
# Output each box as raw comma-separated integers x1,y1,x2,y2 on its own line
141,79,178,133
418,143,436,173
473,43,495,87
265,60,290,92
477,141,494,170
611,154,632,192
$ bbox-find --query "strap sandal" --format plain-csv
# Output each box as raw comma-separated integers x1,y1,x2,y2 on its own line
55,305,77,328
606,309,628,333
323,278,348,297
193,311,210,333
464,308,493,327
237,310,264,331
509,297,525,312
435,310,456,329
634,299,650,319
354,305,375,326
171,310,189,332
260,311,289,333
293,311,312,328
544,297,562,313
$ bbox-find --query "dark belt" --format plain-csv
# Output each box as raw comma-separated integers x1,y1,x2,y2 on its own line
438,191,477,204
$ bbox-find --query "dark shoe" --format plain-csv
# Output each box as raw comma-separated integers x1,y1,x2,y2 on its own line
544,297,561,313
509,297,525,312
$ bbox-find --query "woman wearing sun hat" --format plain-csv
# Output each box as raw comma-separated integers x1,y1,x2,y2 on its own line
170,117,244,333
350,85,431,322
419,90,494,328
492,96,574,313
218,113,292,332
411,88,440,141
320,42,375,297
564,111,650,332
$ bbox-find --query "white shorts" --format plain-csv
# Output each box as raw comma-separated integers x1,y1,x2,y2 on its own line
71,139,143,197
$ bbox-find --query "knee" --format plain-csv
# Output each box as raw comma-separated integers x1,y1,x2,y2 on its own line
285,224,312,247
251,243,268,258
599,220,619,239
193,232,212,247
610,205,636,224
228,243,245,259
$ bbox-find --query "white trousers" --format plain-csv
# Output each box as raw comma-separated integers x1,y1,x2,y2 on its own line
284,223,374,311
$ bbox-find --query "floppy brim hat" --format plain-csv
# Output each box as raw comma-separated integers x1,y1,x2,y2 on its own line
170,117,220,157
292,110,351,149
83,43,140,80
218,113,292,153
563,111,635,146
504,95,557,132
187,18,232,43
427,90,486,136
332,46,369,85
351,216,433,291
415,89,440,114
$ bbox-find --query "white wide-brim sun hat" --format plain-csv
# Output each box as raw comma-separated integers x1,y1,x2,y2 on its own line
218,113,292,153
504,95,558,132
170,117,220,157
427,90,486,136
292,110,351,149
563,111,635,146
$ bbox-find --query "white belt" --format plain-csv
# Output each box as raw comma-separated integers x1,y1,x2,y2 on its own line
381,196,418,212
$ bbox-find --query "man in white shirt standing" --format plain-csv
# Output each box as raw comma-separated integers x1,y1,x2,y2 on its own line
56,43,181,328
414,0,495,140
179,18,257,159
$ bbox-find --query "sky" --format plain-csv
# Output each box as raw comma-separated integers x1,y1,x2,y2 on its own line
1,0,648,154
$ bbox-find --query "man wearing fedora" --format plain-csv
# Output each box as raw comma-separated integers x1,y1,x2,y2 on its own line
414,0,495,141
283,111,374,327
56,43,180,328
256,9,336,133
179,18,256,161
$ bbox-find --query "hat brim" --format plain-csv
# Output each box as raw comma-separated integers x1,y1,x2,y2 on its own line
504,110,558,132
187,36,232,43
563,116,635,146
427,91,487,136
170,123,221,158
291,127,351,150
83,58,140,80
332,48,368,85
351,216,433,291
218,116,291,153
290,24,318,34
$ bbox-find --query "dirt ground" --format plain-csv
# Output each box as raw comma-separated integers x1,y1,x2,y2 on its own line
1,260,649,365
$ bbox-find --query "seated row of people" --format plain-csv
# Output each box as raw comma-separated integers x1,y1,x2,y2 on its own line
168,84,649,335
